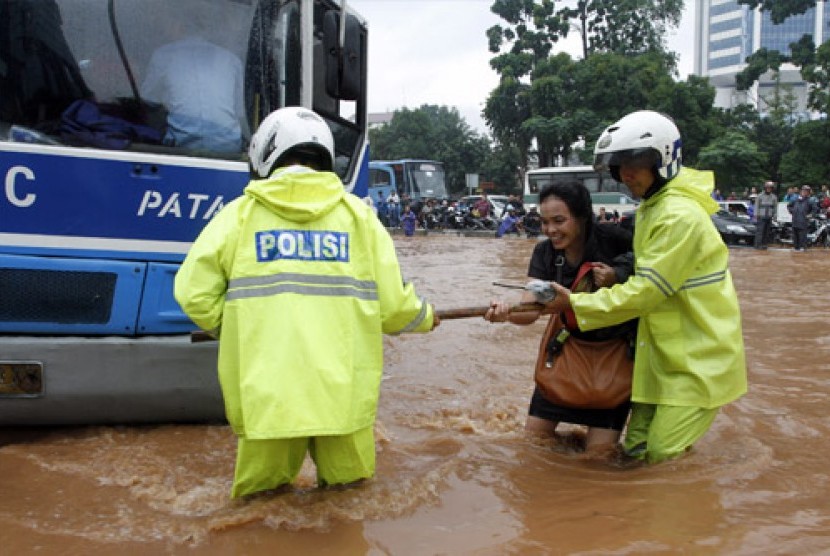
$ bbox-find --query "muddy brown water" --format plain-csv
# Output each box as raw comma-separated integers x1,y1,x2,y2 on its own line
2,236,829,555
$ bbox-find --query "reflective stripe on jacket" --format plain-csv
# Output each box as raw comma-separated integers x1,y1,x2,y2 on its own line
174,167,434,439
569,167,747,408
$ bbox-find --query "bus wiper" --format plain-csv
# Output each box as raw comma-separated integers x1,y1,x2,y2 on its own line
108,0,141,105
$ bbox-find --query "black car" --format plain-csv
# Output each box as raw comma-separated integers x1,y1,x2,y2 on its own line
617,209,755,245
711,210,756,245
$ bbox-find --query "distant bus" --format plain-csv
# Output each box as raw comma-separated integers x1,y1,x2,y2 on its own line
368,159,448,205
524,165,639,218
524,165,631,204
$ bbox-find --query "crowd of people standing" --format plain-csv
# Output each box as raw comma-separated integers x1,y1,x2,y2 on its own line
743,181,830,250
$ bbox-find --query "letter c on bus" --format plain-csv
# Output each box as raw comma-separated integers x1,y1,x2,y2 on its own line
5,165,36,207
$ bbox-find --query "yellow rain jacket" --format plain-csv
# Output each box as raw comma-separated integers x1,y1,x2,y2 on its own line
569,167,747,408
174,167,434,439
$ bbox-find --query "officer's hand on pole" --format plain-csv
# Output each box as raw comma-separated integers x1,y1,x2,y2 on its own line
544,282,572,314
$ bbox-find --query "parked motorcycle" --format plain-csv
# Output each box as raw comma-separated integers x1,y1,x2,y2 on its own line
771,220,792,245
442,208,463,229
462,211,488,230
807,215,830,247
773,215,830,247
421,211,443,231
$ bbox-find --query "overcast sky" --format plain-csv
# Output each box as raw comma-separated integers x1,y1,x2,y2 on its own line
348,0,695,133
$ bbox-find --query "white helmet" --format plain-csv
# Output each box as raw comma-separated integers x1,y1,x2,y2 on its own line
593,110,682,181
248,107,335,178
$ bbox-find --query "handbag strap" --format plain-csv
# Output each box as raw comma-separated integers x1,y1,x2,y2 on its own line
552,251,593,291
571,261,595,292
554,254,564,284
563,261,595,329
544,259,593,362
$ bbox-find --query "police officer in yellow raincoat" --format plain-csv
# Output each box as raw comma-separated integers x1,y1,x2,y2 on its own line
535,110,747,463
174,107,438,497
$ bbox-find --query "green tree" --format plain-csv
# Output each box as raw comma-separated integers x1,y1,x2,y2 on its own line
737,0,821,24
483,77,533,179
559,55,720,168
485,0,561,172
485,0,686,173
522,52,589,166
480,142,525,193
563,0,683,57
487,0,682,61
792,36,830,115
753,84,798,182
713,82,798,184
527,51,681,165
697,131,767,194
730,3,829,186
779,120,830,185
368,105,491,196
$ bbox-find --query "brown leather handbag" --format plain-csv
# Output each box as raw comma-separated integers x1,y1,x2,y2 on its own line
534,262,633,409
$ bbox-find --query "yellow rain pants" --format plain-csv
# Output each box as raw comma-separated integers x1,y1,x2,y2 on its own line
231,426,375,498
622,402,719,464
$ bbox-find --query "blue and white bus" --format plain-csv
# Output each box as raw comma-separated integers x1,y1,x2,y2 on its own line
368,159,448,205
0,0,369,424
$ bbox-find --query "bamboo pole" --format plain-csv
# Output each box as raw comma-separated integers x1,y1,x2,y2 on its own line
190,302,551,343
434,302,549,320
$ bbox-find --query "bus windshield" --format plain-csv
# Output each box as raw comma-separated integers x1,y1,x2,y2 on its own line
0,0,364,182
528,172,604,194
525,166,630,201
407,161,447,199
368,159,448,202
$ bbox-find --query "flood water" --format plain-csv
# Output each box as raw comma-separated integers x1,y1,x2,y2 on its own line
2,235,830,554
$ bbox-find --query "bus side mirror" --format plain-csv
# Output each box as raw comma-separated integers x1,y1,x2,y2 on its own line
323,11,363,101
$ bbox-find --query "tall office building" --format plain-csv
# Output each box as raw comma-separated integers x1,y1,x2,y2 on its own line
694,0,828,117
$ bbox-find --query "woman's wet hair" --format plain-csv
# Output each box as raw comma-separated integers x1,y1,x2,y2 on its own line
538,179,594,236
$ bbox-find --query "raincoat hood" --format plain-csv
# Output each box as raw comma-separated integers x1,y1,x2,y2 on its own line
652,167,719,216
244,166,345,223
175,164,435,441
